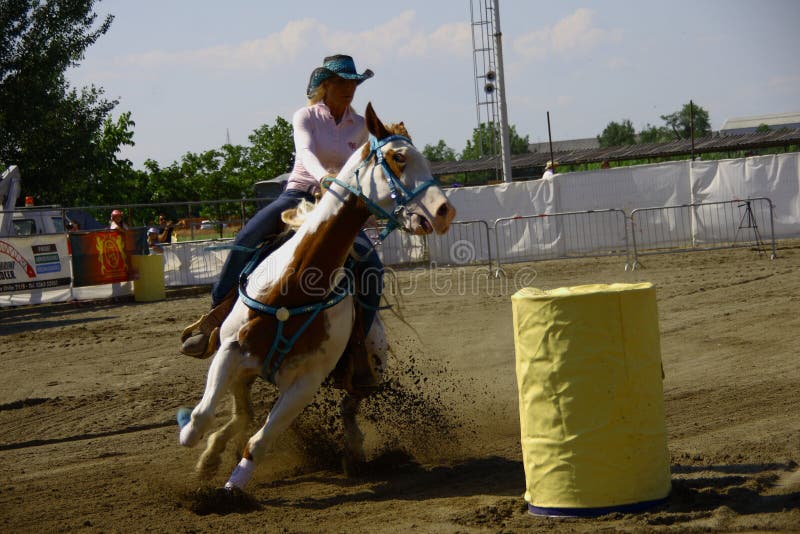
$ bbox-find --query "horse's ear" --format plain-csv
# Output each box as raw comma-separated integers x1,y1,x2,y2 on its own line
365,102,390,140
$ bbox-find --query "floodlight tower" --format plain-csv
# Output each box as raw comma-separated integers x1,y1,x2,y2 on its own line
470,0,512,182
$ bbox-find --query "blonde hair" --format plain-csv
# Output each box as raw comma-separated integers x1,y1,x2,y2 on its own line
307,80,327,105
306,77,356,114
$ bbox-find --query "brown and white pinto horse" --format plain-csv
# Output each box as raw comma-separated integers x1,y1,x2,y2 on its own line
178,103,456,491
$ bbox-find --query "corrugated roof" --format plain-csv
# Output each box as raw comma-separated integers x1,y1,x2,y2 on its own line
529,137,599,153
429,128,800,176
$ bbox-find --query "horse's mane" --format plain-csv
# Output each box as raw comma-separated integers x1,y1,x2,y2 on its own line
360,122,411,160
280,199,316,231
282,122,413,229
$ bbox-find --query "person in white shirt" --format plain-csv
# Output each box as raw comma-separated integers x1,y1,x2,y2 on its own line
108,209,128,230
542,160,558,179
181,54,380,358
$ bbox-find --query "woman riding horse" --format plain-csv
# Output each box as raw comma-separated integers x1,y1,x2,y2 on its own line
181,55,383,369
178,101,456,492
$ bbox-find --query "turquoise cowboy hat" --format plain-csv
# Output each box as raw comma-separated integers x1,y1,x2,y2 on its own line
306,54,374,98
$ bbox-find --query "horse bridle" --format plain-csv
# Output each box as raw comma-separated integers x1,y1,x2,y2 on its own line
323,134,439,240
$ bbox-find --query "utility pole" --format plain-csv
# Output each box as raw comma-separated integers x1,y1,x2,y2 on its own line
491,0,513,183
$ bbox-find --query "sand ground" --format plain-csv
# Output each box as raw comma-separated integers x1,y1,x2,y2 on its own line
1,243,799,532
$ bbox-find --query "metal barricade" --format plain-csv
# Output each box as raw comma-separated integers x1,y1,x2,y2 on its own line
629,197,776,269
427,220,493,270
494,209,630,274
159,238,232,287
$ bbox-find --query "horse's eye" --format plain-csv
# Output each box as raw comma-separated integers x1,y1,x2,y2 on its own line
392,153,406,164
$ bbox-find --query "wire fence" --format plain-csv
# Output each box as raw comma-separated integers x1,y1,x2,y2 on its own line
629,197,776,269
493,209,630,274
3,197,780,295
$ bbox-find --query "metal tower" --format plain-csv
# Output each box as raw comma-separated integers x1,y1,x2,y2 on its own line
470,0,512,182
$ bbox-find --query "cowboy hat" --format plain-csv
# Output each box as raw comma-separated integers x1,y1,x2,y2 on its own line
111,209,123,216
545,160,558,170
306,54,374,98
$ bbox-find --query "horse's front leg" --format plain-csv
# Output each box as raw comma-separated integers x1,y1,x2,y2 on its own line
224,369,331,490
179,339,248,447
197,374,256,479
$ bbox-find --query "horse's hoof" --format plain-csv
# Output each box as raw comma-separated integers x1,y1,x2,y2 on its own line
177,407,192,429
179,422,202,447
225,457,256,489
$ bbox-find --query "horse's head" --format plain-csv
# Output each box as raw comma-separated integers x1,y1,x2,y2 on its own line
348,103,455,236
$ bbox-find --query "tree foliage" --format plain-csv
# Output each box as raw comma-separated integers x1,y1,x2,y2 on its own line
460,122,530,161
598,119,636,147
660,102,711,140
422,139,457,162
139,117,295,219
247,116,295,179
599,102,713,147
0,0,138,205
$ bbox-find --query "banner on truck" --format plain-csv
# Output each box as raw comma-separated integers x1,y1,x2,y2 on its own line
0,234,72,294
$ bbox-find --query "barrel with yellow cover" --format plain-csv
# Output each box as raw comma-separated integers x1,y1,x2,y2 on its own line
512,283,670,516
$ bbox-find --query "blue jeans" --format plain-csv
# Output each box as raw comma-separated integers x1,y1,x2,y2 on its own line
211,189,384,334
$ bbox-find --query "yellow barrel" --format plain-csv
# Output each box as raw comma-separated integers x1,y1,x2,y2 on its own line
132,254,166,302
511,283,670,517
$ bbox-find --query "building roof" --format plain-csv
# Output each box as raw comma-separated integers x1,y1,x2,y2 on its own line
529,137,599,153
429,128,800,176
720,112,800,131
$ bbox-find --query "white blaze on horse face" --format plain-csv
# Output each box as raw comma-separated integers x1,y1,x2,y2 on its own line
361,140,456,235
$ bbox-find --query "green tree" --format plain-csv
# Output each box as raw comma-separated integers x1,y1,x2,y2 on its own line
660,101,712,140
637,123,672,144
247,116,295,182
754,123,771,134
0,0,132,205
460,122,530,160
598,119,636,147
422,140,457,162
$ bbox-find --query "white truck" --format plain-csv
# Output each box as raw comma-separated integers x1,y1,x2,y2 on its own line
0,166,73,237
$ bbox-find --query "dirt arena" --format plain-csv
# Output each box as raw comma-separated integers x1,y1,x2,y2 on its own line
1,243,799,532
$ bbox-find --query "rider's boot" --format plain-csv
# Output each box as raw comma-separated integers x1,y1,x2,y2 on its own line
180,289,237,359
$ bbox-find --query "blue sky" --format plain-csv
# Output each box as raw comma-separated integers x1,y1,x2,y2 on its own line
68,0,800,168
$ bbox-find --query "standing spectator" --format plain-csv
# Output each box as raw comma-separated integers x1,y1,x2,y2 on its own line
154,214,174,243
542,160,558,179
109,209,128,230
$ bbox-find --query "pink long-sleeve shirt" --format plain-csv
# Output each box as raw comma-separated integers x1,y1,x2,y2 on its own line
285,102,368,195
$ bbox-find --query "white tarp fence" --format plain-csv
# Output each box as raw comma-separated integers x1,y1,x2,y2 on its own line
2,152,797,306
691,153,800,238
435,152,800,263
162,240,232,287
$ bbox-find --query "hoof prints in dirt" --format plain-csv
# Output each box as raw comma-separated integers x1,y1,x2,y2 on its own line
181,487,261,516
452,498,528,529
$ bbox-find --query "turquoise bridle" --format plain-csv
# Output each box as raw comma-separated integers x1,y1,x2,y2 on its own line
323,134,439,240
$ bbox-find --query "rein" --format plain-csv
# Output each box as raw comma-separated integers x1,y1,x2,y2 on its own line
323,134,438,240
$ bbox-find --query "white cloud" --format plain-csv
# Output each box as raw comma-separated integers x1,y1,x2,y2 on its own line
513,8,621,62
115,12,469,73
